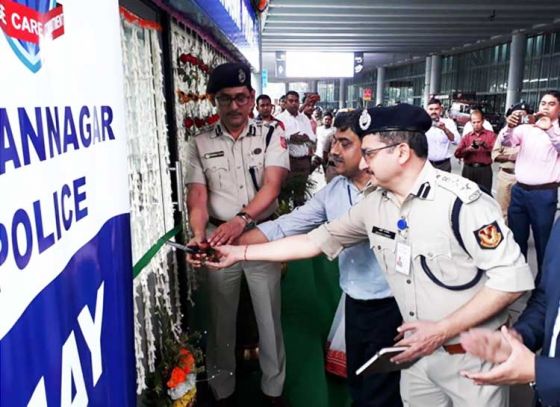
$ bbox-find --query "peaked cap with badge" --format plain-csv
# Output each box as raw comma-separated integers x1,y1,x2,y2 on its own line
206,62,253,94
505,101,533,116
353,104,432,138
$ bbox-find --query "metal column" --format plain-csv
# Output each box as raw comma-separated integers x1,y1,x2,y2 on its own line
429,55,442,96
424,56,432,106
506,32,526,112
339,78,346,109
376,67,385,106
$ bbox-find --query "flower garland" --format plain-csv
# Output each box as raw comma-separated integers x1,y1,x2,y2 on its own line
120,9,181,395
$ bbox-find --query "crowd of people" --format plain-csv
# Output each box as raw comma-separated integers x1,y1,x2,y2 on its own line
184,61,560,407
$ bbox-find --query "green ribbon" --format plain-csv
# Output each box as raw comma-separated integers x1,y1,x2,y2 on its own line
132,224,183,279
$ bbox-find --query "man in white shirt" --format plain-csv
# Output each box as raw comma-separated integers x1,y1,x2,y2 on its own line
425,98,461,172
276,91,316,206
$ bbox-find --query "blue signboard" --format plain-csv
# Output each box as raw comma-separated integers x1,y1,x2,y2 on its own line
0,1,135,405
191,0,260,71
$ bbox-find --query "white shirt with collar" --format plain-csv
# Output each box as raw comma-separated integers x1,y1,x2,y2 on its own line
276,110,315,158
426,117,460,161
462,119,494,137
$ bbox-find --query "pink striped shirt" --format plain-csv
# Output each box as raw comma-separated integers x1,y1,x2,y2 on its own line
500,120,560,185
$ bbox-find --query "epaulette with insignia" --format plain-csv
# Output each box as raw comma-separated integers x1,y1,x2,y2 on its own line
213,123,223,137
435,172,481,203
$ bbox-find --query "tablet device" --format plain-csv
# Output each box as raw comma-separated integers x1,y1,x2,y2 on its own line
356,346,417,376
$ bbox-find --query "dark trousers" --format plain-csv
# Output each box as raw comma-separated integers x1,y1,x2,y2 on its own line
345,295,403,407
508,184,558,283
461,164,493,194
430,158,451,172
280,156,312,207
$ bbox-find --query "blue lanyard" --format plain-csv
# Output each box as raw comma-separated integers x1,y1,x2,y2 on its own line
347,184,353,206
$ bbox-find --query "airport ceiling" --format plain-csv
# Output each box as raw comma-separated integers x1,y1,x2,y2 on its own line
262,0,560,65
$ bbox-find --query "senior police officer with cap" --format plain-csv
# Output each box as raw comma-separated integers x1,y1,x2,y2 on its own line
206,103,535,406
185,62,290,406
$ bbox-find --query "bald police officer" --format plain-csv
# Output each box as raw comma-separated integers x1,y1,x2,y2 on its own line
207,104,535,407
185,62,290,406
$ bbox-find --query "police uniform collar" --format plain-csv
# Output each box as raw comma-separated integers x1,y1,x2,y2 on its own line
409,161,437,200
211,121,256,139
212,122,224,138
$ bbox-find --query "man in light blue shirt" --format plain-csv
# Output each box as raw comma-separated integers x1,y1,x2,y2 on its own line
238,112,402,407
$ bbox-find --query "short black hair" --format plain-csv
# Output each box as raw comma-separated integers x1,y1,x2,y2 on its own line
334,111,356,132
323,111,334,119
543,90,560,103
279,95,286,101
285,90,299,100
371,131,428,159
256,94,271,105
427,98,442,106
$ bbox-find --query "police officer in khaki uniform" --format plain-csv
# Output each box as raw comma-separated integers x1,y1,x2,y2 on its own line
491,103,531,224
185,62,290,406
207,104,535,407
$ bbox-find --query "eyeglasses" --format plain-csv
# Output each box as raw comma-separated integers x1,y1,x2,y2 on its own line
361,143,400,161
215,93,251,107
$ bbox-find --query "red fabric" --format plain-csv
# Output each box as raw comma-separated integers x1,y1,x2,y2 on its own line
454,129,496,165
325,341,347,378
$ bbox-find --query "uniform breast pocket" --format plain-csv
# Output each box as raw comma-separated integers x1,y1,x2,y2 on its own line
369,236,396,274
203,156,229,190
413,241,459,283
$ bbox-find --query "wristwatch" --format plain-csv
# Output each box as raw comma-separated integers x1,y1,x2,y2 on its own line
236,211,256,230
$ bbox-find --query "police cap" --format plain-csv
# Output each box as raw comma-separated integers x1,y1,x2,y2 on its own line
206,62,253,94
506,101,533,117
353,103,432,138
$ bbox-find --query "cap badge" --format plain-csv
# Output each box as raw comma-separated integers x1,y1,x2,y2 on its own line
359,109,371,131
238,68,246,84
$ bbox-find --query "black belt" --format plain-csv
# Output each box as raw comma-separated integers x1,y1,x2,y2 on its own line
290,155,311,160
465,163,491,168
347,296,396,306
430,158,450,166
500,167,515,174
209,215,275,227
517,182,560,191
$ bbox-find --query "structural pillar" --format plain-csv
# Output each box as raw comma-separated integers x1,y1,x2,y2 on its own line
376,67,385,106
310,80,318,93
339,78,346,109
429,54,442,96
424,56,432,106
506,32,526,112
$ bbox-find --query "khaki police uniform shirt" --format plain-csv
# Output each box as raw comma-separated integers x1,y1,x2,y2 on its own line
185,120,290,221
491,128,518,171
309,162,534,343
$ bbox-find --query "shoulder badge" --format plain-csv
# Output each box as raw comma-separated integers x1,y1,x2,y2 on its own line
435,172,481,203
474,221,503,249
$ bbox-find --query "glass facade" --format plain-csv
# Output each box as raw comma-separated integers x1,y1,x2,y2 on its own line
385,61,425,106
346,30,560,113
521,32,560,109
